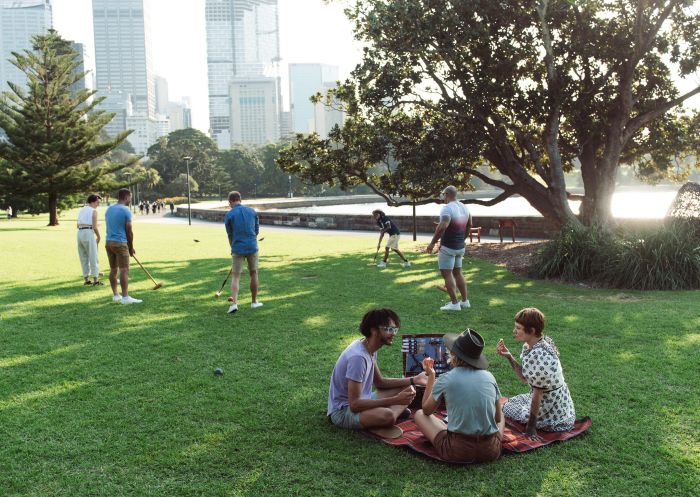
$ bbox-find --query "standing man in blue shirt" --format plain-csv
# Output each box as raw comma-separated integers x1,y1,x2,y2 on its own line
105,188,141,305
224,191,262,314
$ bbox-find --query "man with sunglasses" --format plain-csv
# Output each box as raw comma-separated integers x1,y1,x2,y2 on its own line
327,308,428,437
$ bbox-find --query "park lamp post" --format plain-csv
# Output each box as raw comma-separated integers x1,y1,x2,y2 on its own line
183,155,193,226
288,175,292,198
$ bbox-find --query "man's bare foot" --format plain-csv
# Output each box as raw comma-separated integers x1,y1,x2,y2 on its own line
369,425,403,439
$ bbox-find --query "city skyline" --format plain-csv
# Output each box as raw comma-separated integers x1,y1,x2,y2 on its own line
51,0,362,133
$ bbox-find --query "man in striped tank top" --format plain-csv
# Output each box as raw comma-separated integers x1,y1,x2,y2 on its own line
425,186,472,311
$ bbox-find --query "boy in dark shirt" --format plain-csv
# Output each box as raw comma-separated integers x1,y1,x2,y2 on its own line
372,209,410,269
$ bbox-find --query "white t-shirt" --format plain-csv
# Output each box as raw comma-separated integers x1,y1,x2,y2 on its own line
439,201,470,250
77,205,96,226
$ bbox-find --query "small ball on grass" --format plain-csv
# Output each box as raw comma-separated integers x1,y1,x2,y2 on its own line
214,368,223,376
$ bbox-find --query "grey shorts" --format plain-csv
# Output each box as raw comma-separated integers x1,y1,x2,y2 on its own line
329,392,378,430
438,246,465,270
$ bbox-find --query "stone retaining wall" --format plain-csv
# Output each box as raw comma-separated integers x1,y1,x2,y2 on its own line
177,206,665,239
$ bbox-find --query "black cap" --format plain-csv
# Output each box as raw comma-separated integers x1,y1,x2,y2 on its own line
87,194,102,203
443,329,489,369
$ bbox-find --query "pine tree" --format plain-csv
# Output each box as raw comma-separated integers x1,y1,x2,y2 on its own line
0,30,137,225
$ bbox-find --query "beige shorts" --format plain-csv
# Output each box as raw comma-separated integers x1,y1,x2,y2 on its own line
232,252,259,274
386,234,400,250
106,241,130,269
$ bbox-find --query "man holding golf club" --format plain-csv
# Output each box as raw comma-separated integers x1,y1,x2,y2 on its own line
224,191,262,314
372,209,410,269
425,185,471,311
105,188,141,305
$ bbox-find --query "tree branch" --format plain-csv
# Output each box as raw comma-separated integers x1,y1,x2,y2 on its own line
623,84,700,143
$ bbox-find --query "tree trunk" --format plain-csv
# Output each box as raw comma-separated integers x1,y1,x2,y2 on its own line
48,192,59,226
580,157,618,228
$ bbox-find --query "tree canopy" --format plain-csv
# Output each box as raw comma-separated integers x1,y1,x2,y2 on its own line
147,128,219,196
279,0,700,228
0,30,136,225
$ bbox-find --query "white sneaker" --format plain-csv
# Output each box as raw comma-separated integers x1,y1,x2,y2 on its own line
112,294,122,303
227,303,238,314
403,261,411,268
440,302,461,311
251,302,263,309
377,261,387,268
460,299,471,308
121,296,142,305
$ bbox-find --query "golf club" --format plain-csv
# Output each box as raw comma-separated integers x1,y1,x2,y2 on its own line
132,255,163,290
215,267,233,297
373,234,382,262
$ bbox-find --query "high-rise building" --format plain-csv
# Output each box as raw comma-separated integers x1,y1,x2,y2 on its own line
69,41,90,95
289,63,339,135
0,0,53,94
205,0,280,147
182,96,192,128
313,81,344,139
230,77,280,145
154,75,168,115
92,0,165,152
279,110,291,139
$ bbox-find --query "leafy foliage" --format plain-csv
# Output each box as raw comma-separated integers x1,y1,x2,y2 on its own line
146,128,219,195
530,221,700,290
0,30,137,225
282,0,700,228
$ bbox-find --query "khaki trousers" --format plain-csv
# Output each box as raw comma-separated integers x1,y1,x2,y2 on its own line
77,229,99,278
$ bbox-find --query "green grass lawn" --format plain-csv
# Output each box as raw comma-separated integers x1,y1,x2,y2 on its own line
0,211,698,497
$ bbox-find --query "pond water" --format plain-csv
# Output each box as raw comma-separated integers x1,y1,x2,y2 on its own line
267,189,679,219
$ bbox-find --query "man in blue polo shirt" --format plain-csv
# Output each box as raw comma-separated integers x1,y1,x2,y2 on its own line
224,191,261,314
105,188,141,305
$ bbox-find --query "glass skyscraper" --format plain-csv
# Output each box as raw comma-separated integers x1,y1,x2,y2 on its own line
92,0,156,145
0,0,53,94
205,0,280,145
289,63,339,135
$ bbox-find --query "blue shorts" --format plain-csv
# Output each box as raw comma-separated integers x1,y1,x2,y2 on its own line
329,392,378,430
438,246,465,270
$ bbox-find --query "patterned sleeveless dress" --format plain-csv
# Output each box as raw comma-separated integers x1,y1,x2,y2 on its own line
502,336,575,431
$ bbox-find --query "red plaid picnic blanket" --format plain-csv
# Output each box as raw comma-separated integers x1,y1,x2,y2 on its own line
364,410,592,463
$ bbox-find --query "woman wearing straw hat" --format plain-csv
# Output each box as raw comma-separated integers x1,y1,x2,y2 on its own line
414,329,505,463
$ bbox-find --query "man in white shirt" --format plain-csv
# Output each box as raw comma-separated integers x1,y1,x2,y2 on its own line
425,186,471,311
77,194,102,286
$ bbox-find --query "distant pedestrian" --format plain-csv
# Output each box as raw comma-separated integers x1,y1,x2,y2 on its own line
224,191,262,314
145,202,150,215
372,209,410,269
425,186,471,311
105,188,141,305
169,202,174,215
77,194,103,286
6,205,12,220
139,202,144,215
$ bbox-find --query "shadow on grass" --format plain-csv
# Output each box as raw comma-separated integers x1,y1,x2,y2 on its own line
0,251,698,495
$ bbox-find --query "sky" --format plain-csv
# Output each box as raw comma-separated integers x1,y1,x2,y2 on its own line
51,0,363,132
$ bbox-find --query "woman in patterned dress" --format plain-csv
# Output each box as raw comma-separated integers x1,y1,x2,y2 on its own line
496,308,575,439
